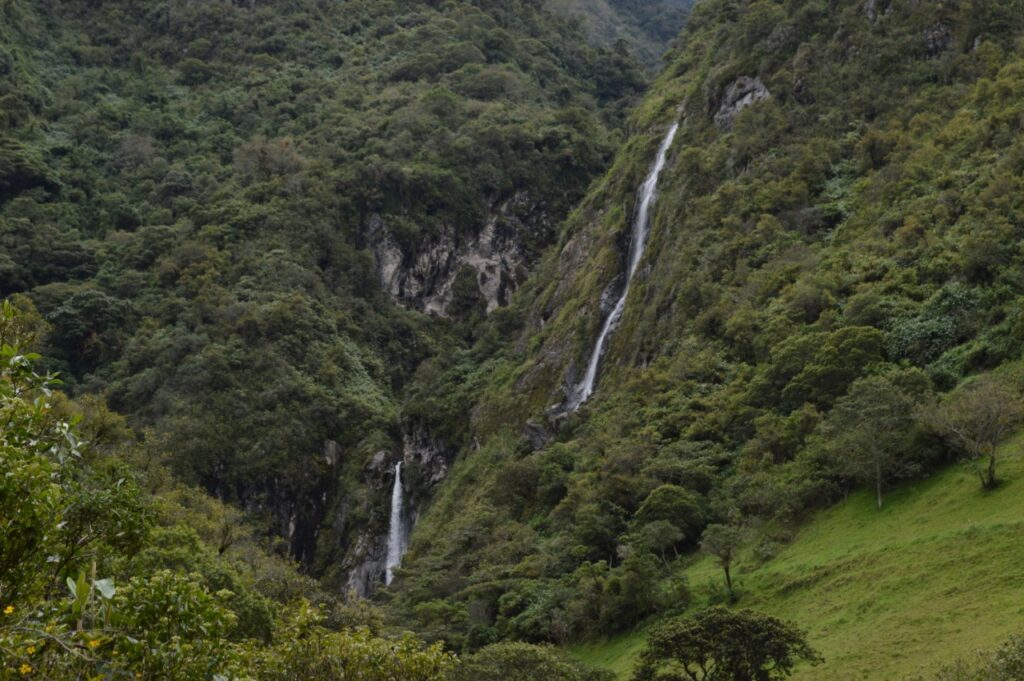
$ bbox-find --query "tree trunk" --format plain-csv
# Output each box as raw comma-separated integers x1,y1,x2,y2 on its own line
985,451,998,489
876,462,883,510
724,562,734,602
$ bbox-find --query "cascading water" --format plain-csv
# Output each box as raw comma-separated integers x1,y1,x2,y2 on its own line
567,122,679,412
384,461,407,585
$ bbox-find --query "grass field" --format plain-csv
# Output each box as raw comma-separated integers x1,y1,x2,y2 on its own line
573,435,1024,679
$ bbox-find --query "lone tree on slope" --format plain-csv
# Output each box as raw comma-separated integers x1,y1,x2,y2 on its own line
926,373,1024,490
815,371,927,509
700,524,742,603
633,607,822,681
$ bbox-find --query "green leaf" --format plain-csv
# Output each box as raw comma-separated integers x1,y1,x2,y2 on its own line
94,577,116,599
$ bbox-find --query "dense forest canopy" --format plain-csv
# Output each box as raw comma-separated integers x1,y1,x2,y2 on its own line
5,0,1024,678
550,0,695,67
388,0,1024,653
0,0,648,577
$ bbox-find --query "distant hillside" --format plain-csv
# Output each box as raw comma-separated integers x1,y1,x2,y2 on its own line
549,0,694,67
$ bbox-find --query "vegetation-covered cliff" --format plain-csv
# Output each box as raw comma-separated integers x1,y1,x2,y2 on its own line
550,0,694,67
388,0,1024,673
0,0,651,594
5,0,1024,678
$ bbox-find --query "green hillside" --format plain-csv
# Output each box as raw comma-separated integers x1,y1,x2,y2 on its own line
391,0,1024,659
575,434,1024,678
0,0,645,586
6,0,1024,678
548,0,694,67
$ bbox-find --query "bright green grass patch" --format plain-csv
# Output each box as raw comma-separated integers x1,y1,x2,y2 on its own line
571,628,646,678
574,436,1024,680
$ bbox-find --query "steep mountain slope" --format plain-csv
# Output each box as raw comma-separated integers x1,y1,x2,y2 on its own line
389,0,1024,654
549,0,694,67
0,0,645,594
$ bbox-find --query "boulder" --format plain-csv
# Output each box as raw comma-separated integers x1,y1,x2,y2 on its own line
714,76,771,129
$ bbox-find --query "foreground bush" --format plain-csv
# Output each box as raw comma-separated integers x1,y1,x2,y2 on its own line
451,642,613,681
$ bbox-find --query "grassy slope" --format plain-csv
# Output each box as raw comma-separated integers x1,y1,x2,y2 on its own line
574,434,1024,679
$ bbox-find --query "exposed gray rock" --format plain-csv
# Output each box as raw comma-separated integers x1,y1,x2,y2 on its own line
599,273,625,316
864,0,878,22
369,193,549,317
714,76,771,129
367,449,390,474
522,420,553,451
340,425,453,599
923,23,953,57
403,425,452,487
323,439,341,467
863,0,893,23
343,531,387,599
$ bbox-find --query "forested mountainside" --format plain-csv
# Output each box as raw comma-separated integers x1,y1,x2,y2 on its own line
0,0,650,595
550,0,694,67
388,0,1024,663
5,0,1024,678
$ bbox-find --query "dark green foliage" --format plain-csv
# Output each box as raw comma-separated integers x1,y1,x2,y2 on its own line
635,484,705,539
0,0,646,577
808,369,932,509
393,0,1024,647
453,641,614,681
633,607,822,681
0,137,58,202
0,307,456,679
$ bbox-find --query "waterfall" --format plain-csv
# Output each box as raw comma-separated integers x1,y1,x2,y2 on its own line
567,122,679,412
385,461,407,585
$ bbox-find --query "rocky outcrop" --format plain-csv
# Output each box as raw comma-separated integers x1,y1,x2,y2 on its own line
403,425,452,488
923,23,953,57
522,420,553,451
344,531,388,599
714,76,771,129
369,192,550,316
338,450,402,598
863,0,892,23
338,425,454,599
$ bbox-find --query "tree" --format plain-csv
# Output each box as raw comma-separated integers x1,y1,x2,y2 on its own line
635,485,705,538
701,524,742,602
633,607,822,681
254,604,454,681
814,371,929,509
0,300,78,605
926,374,1024,490
637,520,685,566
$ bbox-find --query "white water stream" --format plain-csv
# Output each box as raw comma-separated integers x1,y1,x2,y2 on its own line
384,461,407,585
567,122,679,412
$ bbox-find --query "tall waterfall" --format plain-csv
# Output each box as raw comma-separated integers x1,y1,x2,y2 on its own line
567,122,679,412
385,461,407,585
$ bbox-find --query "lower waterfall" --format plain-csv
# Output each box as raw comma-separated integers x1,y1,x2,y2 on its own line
385,461,407,585
567,121,679,412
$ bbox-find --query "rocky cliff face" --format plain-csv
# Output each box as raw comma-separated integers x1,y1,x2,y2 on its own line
714,76,771,128
369,193,551,317
340,425,455,598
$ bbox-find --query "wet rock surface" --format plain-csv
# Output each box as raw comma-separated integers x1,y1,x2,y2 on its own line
369,192,550,316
